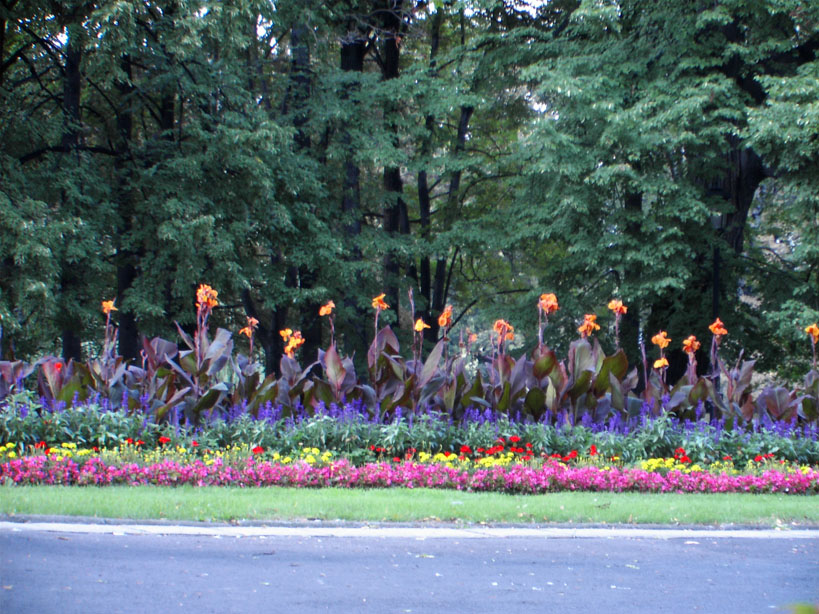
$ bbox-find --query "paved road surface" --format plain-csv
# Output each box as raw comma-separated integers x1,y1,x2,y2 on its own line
1,522,817,613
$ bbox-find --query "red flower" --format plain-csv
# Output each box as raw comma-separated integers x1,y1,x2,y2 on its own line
191,440,199,447
252,446,264,455
460,445,472,455
674,447,686,458
136,440,144,446
126,438,134,445
443,451,452,458
754,454,764,462
563,450,578,462
525,442,533,448
158,436,171,445
509,435,521,443
393,457,401,463
477,447,485,454
369,445,376,451
589,444,598,456
496,437,506,444
680,455,691,464
35,441,46,449
723,455,732,461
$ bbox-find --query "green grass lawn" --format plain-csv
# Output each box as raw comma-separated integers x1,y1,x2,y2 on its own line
1,485,818,527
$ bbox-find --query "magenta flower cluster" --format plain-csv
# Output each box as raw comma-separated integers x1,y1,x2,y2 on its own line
2,456,818,494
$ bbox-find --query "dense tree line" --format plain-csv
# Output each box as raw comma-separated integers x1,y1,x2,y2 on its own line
1,0,817,381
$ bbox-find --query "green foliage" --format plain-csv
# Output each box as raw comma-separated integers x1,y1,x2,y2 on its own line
0,0,816,387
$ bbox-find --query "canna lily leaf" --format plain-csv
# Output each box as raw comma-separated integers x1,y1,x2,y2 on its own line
418,373,447,410
324,344,346,398
496,381,512,413
155,386,192,421
524,387,546,419
592,349,628,397
609,372,624,411
203,328,233,363
533,350,557,381
174,322,195,352
420,340,444,388
189,383,229,419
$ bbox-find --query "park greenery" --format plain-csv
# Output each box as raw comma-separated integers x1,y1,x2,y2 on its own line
2,2,819,503
1,0,818,385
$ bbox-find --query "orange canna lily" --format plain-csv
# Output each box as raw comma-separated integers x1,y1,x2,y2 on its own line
607,299,627,316
239,316,259,338
538,293,559,315
279,328,293,341
682,335,701,354
651,331,671,349
577,314,600,338
319,301,335,317
101,300,118,315
372,293,389,311
438,305,453,328
468,332,478,344
493,319,514,343
284,330,304,358
493,319,511,334
709,317,728,337
414,318,431,332
653,357,669,369
196,284,219,310
805,323,819,344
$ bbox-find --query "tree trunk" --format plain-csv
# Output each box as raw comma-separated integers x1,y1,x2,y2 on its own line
340,29,369,348
284,22,322,366
380,1,408,320
115,54,140,361
59,26,83,362
428,105,473,340
417,9,442,330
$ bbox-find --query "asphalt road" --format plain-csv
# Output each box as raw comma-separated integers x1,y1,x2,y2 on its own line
1,523,817,614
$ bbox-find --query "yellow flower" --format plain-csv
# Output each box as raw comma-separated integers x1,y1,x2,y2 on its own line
538,293,560,315
682,335,701,354
319,301,335,317
101,300,118,315
414,318,430,332
653,357,669,369
607,299,627,316
577,314,600,338
196,284,219,310
805,322,819,344
651,331,671,349
438,305,453,328
372,293,389,311
709,317,728,337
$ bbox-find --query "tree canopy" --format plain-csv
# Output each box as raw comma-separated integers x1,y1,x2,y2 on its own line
1,0,817,381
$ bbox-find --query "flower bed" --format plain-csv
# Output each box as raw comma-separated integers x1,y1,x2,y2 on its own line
2,442,817,495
